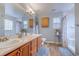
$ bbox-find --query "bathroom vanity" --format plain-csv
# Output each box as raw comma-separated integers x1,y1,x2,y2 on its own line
0,34,42,56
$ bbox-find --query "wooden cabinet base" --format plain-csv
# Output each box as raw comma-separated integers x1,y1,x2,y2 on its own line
6,49,20,56
5,37,42,56
20,43,30,56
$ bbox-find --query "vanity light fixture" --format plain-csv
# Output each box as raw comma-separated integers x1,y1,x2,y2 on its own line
26,6,35,15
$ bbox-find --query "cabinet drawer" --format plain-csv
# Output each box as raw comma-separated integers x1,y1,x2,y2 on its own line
6,49,20,56
31,39,37,55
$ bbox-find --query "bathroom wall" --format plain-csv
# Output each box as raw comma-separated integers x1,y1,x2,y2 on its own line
4,15,17,36
38,13,62,42
0,18,4,36
0,4,5,36
4,4,23,36
0,4,28,36
75,3,79,55
5,3,25,19
38,15,55,41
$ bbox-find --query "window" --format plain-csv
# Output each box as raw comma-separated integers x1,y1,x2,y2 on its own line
4,19,13,30
53,17,61,29
23,21,28,29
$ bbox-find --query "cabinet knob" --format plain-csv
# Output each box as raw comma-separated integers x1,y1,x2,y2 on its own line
20,49,22,52
18,51,20,53
17,51,20,56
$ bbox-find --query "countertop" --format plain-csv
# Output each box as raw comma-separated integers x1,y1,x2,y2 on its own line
0,34,41,56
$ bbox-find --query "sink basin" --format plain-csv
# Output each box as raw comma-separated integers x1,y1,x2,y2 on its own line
0,39,22,49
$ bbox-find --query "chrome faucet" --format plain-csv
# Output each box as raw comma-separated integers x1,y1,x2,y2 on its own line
0,37,8,42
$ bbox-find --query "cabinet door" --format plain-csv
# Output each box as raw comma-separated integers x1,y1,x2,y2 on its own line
31,39,37,55
38,37,42,48
6,49,20,56
36,38,38,52
20,43,30,56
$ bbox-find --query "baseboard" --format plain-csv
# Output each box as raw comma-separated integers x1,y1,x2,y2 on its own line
45,41,62,45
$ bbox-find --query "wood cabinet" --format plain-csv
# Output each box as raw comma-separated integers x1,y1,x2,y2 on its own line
6,49,20,56
6,43,30,56
36,38,38,52
20,43,30,56
30,39,37,55
5,36,42,56
37,37,42,48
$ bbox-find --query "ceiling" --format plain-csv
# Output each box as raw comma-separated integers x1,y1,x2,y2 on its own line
19,3,74,16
